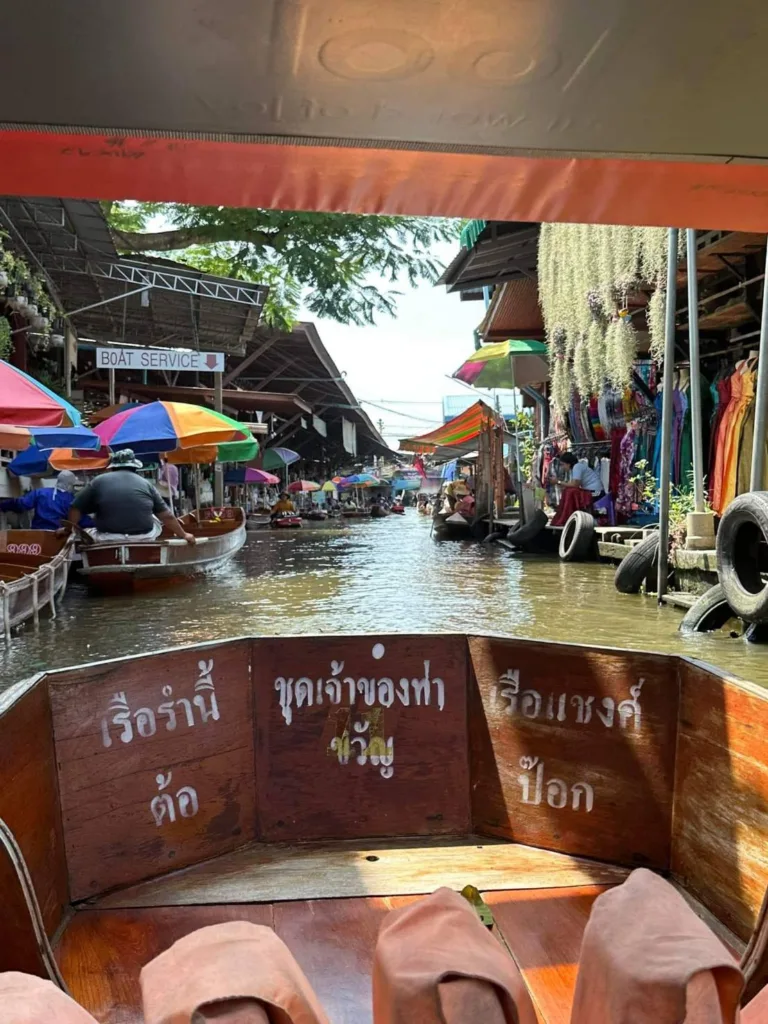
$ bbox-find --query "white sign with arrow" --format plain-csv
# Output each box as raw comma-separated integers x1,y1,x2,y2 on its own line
96,347,225,372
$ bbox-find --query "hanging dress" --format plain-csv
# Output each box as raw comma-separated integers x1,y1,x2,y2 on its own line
721,367,755,510
710,371,738,513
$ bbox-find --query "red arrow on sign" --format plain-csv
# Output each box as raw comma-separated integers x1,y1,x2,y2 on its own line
205,354,219,370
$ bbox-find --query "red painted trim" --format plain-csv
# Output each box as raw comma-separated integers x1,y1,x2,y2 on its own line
2,131,768,230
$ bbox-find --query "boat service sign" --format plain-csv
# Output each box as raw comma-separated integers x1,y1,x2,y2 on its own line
96,346,225,372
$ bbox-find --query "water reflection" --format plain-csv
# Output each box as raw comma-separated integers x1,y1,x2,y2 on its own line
1,512,765,689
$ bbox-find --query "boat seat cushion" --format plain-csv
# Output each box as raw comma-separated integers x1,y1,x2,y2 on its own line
140,921,330,1024
0,972,98,1023
570,869,743,1023
373,886,538,1024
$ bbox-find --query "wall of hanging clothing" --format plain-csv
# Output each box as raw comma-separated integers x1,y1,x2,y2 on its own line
707,351,765,515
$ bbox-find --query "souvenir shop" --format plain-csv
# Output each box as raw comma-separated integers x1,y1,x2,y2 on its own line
533,362,660,526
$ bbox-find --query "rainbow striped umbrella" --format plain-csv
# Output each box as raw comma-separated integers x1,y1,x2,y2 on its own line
94,401,250,454
0,360,81,426
452,339,548,390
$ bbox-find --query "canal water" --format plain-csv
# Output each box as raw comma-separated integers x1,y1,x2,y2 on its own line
1,511,765,689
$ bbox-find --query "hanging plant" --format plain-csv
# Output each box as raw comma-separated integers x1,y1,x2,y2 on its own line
538,223,670,412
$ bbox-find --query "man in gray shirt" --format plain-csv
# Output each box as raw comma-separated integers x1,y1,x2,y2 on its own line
67,449,195,543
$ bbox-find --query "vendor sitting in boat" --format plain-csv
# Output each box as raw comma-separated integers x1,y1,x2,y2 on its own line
270,491,297,518
0,469,79,531
63,449,196,544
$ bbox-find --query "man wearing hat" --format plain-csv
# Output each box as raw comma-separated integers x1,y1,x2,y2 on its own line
65,449,195,544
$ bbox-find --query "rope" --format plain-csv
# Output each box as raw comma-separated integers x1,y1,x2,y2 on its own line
0,817,69,991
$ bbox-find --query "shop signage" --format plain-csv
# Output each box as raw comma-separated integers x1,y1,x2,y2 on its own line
96,347,225,372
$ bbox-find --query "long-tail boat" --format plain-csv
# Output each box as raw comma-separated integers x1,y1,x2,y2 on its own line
77,508,246,586
1,631,767,1021
0,530,72,641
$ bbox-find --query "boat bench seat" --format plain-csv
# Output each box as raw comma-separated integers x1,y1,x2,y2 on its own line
57,883,607,1024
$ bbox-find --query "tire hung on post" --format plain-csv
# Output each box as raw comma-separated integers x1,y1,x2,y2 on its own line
614,534,659,594
716,492,768,623
559,510,596,562
506,509,547,549
679,583,742,634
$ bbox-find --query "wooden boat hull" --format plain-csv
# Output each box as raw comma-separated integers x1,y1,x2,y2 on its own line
78,508,246,585
270,515,302,529
2,632,768,1022
301,510,328,520
0,530,73,639
432,511,473,540
341,509,371,519
370,506,390,518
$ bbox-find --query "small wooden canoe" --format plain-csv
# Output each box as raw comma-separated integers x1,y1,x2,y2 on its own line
78,507,246,586
1,633,767,1021
432,510,473,540
342,508,371,519
270,513,302,529
370,506,390,518
0,530,73,641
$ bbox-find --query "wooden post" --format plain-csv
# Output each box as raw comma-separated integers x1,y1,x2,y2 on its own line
214,372,224,506
108,368,116,405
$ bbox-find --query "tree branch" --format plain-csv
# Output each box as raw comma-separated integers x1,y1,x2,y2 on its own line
112,225,282,253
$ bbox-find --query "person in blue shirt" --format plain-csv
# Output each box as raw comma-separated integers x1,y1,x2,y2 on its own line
0,470,78,531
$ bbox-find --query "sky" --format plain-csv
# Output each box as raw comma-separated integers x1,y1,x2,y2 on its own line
301,242,489,449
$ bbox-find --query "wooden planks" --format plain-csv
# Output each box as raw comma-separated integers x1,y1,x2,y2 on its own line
94,838,629,908
57,905,274,1024
468,636,679,868
672,660,768,942
487,886,609,1024
50,640,254,900
0,676,69,974
253,634,470,841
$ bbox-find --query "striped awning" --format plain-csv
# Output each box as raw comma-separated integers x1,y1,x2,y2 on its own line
399,400,499,454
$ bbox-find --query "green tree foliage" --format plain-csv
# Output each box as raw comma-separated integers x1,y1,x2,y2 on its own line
105,203,458,329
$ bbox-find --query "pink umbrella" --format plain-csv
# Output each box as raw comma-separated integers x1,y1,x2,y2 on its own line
287,479,320,493
245,468,279,485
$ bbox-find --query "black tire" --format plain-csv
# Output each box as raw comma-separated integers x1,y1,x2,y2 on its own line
559,511,596,562
506,510,548,549
679,584,741,634
614,534,659,594
716,492,768,623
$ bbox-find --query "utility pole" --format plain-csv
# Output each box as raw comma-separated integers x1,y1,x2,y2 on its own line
377,418,384,436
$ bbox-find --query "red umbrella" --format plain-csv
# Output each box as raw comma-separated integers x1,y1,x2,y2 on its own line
287,480,320,493
0,360,82,426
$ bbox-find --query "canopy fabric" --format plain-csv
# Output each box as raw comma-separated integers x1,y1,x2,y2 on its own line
399,401,503,455
287,479,320,493
9,446,110,475
321,481,337,492
90,402,142,424
0,423,99,452
95,401,250,454
0,360,81,427
166,436,258,465
453,339,548,390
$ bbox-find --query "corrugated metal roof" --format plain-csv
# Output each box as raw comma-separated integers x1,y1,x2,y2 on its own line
480,279,544,341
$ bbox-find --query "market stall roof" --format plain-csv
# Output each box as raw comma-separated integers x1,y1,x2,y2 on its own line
225,322,392,458
0,196,268,354
437,222,540,298
399,400,510,458
82,380,311,418
478,279,545,342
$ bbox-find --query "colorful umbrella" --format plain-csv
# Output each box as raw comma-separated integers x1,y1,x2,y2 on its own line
8,445,108,476
166,435,259,465
321,480,338,492
94,401,250,454
339,473,381,487
452,339,548,390
0,423,99,451
89,402,142,424
0,360,82,426
287,479,320,493
261,446,300,470
226,467,280,485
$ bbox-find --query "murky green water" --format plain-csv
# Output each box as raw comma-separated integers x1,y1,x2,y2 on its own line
1,512,765,688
